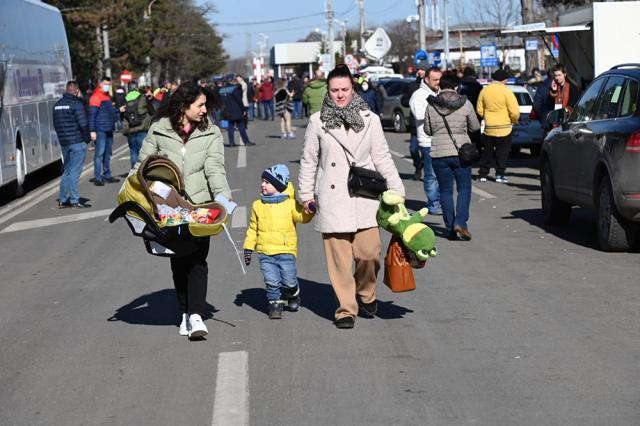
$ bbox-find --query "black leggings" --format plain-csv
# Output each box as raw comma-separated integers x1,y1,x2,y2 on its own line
478,134,512,177
170,238,210,315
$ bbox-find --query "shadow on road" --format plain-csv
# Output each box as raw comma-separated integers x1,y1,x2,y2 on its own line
233,287,268,315
507,207,601,250
107,289,218,326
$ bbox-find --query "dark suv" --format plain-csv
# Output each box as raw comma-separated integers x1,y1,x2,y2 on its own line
540,64,640,251
377,78,413,132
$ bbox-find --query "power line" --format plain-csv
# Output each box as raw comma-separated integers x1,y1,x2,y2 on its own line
215,12,324,26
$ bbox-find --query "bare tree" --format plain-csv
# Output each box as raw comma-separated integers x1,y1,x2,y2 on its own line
384,19,419,70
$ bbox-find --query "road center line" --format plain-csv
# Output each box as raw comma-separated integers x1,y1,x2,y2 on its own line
0,144,128,225
211,351,249,426
389,149,496,199
236,146,247,168
231,206,247,229
0,208,112,234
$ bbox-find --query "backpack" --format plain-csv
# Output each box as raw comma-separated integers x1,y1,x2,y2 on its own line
125,96,145,127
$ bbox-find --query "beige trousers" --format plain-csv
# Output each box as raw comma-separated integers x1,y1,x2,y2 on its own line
322,227,381,320
280,111,292,134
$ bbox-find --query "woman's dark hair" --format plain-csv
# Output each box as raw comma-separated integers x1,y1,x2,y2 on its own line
327,64,353,84
439,73,460,90
154,82,208,133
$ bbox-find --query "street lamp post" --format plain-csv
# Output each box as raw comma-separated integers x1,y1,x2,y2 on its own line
406,15,424,52
143,0,157,86
333,18,348,58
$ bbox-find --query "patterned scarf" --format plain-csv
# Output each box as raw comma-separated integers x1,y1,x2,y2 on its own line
320,92,369,133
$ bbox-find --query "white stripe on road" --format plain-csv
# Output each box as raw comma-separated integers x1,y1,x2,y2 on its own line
389,149,496,199
231,206,247,229
0,208,112,234
236,146,247,168
0,144,128,226
211,351,249,426
471,186,496,199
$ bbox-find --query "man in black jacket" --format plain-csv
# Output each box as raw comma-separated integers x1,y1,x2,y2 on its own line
219,80,255,147
458,67,483,152
401,63,427,180
53,81,91,208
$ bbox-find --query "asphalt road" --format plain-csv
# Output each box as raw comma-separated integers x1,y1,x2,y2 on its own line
0,118,638,426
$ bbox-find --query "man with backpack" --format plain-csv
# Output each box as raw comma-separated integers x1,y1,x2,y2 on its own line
121,81,154,168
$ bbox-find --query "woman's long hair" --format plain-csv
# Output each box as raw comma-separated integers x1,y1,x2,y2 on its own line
153,82,209,134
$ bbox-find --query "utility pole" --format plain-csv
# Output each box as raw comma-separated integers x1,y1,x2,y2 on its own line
358,0,365,53
443,0,449,69
520,0,538,75
96,26,103,79
102,23,111,79
417,0,426,51
327,0,335,70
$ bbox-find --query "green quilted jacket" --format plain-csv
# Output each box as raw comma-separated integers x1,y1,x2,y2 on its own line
130,117,231,203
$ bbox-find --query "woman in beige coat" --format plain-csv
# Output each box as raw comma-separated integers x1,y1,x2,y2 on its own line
297,65,404,329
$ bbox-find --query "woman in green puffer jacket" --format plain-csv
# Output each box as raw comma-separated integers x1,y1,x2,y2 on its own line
130,82,231,339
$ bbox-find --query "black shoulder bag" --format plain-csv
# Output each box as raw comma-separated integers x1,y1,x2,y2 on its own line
325,128,387,199
430,107,480,167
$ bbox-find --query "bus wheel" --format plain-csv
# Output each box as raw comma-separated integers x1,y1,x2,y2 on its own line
15,146,25,197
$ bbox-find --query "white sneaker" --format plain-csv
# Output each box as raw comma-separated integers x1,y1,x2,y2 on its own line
179,313,190,336
287,132,295,139
188,313,208,338
479,177,487,182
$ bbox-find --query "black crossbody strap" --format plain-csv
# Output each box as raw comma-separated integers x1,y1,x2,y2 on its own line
440,113,461,152
323,127,356,167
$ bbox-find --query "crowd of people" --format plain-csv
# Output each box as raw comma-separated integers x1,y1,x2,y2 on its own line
51,60,581,335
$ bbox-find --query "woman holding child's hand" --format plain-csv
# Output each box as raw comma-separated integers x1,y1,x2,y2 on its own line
297,65,405,329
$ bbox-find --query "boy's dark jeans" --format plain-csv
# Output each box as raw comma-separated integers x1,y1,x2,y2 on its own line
478,133,512,177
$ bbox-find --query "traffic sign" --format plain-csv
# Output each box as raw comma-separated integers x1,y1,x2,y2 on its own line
480,45,499,67
428,51,441,66
364,27,392,60
415,50,427,63
120,70,133,84
344,54,355,65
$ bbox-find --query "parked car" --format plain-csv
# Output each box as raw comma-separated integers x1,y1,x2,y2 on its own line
508,84,545,156
540,64,640,251
377,78,413,132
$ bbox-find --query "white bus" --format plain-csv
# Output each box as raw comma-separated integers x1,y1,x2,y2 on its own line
0,0,72,195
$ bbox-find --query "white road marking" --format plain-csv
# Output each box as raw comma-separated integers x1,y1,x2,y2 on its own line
389,149,496,199
231,206,247,229
211,351,249,426
237,146,247,168
471,186,496,199
0,208,112,234
0,144,128,226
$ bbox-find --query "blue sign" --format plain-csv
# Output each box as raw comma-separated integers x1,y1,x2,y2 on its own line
480,44,499,67
415,50,427,63
428,50,441,66
551,45,559,58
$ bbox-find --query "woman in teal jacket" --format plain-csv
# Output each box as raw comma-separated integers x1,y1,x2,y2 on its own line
131,82,231,339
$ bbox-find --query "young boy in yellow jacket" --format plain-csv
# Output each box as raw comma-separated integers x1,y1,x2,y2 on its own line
243,164,313,319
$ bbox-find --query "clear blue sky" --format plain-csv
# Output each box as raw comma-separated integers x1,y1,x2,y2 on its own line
206,0,427,58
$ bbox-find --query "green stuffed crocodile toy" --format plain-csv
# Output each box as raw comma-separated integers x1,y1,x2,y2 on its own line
377,190,437,261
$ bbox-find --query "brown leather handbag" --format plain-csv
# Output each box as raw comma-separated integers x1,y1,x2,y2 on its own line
383,236,416,293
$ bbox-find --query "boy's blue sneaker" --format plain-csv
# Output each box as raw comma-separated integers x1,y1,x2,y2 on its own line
285,287,301,312
268,301,284,319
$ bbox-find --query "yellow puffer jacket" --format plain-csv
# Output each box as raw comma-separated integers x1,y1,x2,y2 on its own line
476,83,520,137
243,183,313,256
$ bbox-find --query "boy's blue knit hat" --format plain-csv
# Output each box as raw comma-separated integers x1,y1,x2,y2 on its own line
262,164,290,192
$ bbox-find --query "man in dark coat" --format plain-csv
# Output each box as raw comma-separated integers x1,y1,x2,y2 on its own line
219,80,255,147
401,63,427,180
458,66,483,152
53,81,91,208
